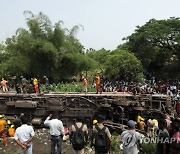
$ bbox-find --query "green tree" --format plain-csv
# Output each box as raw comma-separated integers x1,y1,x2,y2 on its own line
105,49,143,81
123,17,180,80
1,11,92,82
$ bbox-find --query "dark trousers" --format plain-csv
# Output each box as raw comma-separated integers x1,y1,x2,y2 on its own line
51,135,62,154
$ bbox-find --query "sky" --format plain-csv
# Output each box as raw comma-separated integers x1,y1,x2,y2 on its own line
0,0,180,50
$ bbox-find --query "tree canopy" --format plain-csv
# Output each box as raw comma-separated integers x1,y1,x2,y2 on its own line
122,17,180,80
105,49,143,81
1,12,179,82
1,11,96,82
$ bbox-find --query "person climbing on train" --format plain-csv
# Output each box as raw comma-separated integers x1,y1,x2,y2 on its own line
0,114,8,146
1,78,8,93
95,74,101,94
33,77,39,93
20,76,28,93
82,76,88,93
43,75,50,93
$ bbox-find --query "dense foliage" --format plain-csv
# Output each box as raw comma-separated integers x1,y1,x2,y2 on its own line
105,49,143,81
122,17,180,80
0,12,179,82
0,11,96,82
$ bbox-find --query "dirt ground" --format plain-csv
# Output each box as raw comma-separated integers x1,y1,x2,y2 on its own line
0,128,93,154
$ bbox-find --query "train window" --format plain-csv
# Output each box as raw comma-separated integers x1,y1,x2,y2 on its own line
152,101,160,109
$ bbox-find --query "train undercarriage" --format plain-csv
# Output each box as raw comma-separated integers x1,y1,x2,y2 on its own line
0,92,173,129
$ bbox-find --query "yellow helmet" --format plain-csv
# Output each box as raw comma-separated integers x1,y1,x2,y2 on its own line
140,118,144,121
0,115,3,118
10,125,14,128
93,119,98,125
7,120,11,124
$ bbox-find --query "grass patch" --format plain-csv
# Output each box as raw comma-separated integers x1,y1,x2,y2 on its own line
41,82,96,92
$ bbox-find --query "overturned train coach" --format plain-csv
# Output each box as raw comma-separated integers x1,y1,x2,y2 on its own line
0,92,173,128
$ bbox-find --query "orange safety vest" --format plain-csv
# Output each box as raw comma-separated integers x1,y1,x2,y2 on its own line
95,76,100,85
0,119,6,132
83,78,88,86
1,80,7,87
8,128,15,137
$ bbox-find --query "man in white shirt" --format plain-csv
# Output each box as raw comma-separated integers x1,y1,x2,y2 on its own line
14,116,34,154
44,112,64,154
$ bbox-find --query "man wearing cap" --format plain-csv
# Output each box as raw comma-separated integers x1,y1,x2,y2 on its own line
93,119,98,125
120,120,142,154
0,114,8,146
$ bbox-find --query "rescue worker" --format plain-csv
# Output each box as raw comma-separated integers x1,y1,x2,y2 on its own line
88,119,98,141
7,119,12,130
137,114,144,124
0,114,8,146
33,77,39,93
1,78,8,92
95,74,101,94
82,77,88,93
93,119,98,125
139,119,146,131
8,125,15,137
153,118,159,136
137,114,144,129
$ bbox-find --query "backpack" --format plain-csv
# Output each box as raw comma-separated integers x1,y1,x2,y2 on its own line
94,125,110,153
72,124,86,150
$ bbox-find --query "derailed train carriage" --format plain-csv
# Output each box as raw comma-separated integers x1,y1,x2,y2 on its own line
0,92,172,128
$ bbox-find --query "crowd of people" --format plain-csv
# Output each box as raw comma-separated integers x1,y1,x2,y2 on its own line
0,106,179,154
80,74,180,97
0,75,180,154
1,75,180,99
0,76,49,94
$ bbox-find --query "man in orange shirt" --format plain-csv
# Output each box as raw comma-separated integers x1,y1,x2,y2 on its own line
95,74,101,94
0,115,8,146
